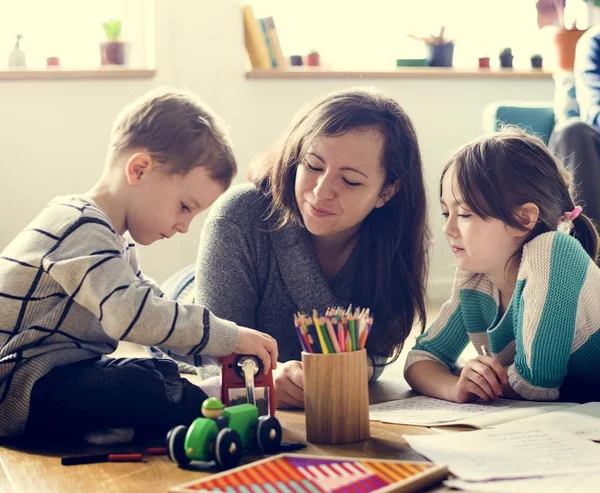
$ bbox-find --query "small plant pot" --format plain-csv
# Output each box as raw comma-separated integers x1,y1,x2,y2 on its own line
553,28,586,71
426,42,454,67
46,57,60,67
530,56,543,69
289,55,303,66
100,41,125,65
478,57,490,68
499,54,514,68
306,52,320,67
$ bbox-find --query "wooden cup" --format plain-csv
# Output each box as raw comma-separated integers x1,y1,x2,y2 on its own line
302,349,370,444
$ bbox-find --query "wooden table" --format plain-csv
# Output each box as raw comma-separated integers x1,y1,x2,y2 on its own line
0,381,450,493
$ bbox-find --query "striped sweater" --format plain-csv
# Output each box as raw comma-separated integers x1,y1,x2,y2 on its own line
0,196,239,437
405,231,600,401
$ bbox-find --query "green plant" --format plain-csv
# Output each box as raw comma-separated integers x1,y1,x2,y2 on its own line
409,25,452,45
538,0,600,30
499,47,513,56
531,53,543,59
101,19,122,41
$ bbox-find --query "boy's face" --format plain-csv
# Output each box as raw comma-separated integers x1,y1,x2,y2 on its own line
126,159,225,246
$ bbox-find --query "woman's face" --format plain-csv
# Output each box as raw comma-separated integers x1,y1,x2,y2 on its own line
295,128,396,239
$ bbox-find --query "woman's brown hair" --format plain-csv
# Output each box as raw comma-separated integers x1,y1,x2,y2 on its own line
249,87,431,363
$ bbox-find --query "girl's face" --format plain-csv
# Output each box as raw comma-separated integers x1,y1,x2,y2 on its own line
440,165,523,277
294,128,398,240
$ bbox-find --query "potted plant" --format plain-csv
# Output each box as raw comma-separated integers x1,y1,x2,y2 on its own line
8,34,26,68
537,0,600,70
100,18,125,65
499,47,514,68
410,26,455,67
530,53,544,68
306,50,320,67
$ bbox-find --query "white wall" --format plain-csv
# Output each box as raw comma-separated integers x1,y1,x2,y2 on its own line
0,0,554,302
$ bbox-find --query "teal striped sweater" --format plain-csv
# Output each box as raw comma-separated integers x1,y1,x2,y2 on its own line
405,232,600,401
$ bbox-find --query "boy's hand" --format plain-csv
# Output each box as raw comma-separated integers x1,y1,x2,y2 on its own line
235,327,278,374
451,355,508,403
273,360,304,409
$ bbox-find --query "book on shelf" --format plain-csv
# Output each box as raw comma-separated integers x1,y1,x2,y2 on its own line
242,4,271,70
259,16,286,68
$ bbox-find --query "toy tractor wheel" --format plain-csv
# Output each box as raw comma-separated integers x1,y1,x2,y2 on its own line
166,425,191,467
214,428,243,470
256,415,282,454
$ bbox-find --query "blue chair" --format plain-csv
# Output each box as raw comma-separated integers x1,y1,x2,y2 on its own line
483,101,555,144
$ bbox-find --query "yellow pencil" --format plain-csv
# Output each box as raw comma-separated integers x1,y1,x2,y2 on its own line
313,311,329,354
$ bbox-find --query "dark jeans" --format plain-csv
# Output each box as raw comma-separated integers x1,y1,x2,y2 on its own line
23,357,208,443
549,118,600,226
560,375,600,404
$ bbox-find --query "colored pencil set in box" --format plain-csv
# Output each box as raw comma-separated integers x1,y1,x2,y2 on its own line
294,306,372,354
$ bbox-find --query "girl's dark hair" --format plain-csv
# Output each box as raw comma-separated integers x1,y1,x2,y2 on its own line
248,87,431,362
441,126,599,263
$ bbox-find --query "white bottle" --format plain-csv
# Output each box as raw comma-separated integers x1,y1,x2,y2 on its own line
8,34,26,68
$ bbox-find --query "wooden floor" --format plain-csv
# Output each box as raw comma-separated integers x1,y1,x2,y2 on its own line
0,308,457,493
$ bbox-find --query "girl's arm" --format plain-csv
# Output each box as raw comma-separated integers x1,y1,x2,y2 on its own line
404,270,506,402
508,233,590,401
405,360,463,401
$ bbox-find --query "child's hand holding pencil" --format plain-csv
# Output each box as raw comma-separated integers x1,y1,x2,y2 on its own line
451,345,509,403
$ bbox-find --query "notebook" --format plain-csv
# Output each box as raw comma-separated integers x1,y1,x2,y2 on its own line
169,453,448,493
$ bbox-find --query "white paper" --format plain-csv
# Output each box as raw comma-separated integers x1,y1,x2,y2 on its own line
370,395,576,428
497,402,600,441
445,472,600,493
404,427,600,481
369,395,517,426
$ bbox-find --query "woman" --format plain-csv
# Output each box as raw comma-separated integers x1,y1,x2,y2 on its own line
195,87,431,408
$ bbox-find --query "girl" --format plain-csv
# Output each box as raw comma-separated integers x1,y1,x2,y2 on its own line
405,127,600,403
193,87,431,408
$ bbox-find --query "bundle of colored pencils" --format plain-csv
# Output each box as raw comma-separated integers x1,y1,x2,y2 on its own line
294,306,373,354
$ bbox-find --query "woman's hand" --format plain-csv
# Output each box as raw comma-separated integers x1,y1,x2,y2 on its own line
234,327,278,374
451,355,508,403
273,360,304,408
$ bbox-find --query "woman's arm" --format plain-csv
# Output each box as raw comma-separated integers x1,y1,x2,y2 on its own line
195,215,259,329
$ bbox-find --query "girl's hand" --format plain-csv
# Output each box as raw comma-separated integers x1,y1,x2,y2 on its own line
273,360,304,409
234,327,278,374
451,355,508,403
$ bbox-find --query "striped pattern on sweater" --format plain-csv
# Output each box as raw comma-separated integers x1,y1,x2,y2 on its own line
0,196,239,437
405,231,600,401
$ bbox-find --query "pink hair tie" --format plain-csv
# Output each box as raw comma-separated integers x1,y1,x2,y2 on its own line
568,206,583,221
557,206,583,234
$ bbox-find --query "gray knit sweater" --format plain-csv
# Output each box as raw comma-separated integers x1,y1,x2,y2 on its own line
0,196,239,437
195,184,385,380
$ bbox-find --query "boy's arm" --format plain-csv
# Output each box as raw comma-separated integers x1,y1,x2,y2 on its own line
44,218,239,357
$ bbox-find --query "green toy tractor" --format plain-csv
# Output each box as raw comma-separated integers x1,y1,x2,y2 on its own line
166,398,282,470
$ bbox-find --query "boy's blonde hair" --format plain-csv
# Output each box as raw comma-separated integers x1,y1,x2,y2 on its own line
108,87,237,187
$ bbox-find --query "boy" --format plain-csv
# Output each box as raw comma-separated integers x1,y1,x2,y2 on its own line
0,87,277,441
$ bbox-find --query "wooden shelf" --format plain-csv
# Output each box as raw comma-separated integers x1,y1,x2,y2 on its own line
246,67,553,80
0,67,156,80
